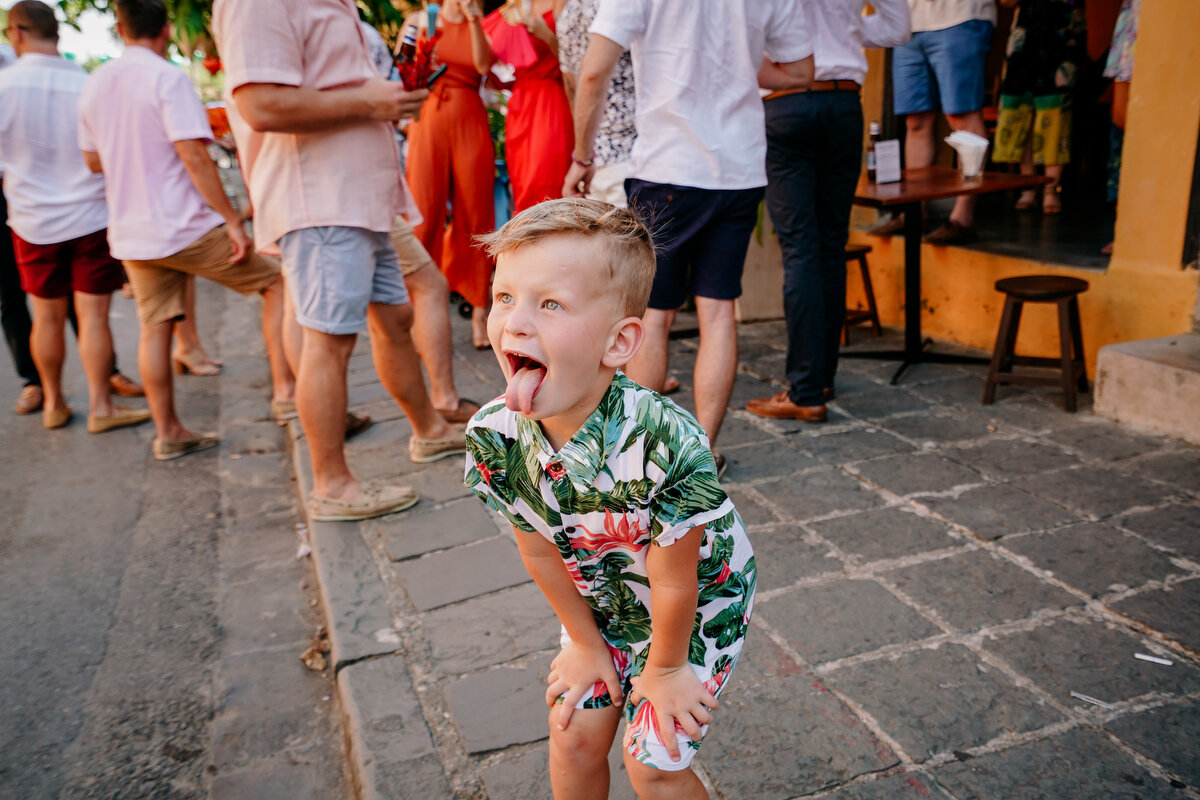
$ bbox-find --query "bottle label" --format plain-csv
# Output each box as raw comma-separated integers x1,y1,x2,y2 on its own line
866,151,876,170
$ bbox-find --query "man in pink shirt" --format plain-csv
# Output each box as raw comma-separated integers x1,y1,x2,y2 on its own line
212,0,466,522
79,0,293,461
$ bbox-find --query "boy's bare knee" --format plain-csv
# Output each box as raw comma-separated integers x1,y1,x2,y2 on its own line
548,709,611,771
624,751,703,799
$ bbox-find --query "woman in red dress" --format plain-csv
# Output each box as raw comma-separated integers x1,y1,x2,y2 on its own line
405,0,497,349
496,0,574,213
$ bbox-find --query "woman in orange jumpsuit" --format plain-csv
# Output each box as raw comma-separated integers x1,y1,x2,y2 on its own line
502,0,574,213
405,0,497,349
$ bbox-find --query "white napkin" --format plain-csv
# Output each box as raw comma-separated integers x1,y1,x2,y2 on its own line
945,130,989,177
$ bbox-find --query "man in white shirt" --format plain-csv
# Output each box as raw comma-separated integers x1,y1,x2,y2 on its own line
79,0,293,460
874,0,997,244
747,0,911,423
564,0,814,471
0,1,150,433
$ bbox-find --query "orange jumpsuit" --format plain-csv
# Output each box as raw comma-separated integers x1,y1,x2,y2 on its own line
505,10,574,214
405,19,496,309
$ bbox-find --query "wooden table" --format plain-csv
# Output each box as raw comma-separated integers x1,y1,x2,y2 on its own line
848,166,1052,383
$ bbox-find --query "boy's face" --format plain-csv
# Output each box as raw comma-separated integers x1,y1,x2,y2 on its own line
489,234,637,443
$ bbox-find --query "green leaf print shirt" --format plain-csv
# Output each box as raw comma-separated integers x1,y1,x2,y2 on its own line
464,373,756,671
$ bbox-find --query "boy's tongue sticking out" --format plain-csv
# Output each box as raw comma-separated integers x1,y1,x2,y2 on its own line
506,354,546,414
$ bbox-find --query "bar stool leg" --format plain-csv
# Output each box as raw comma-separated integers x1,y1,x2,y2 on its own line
857,254,883,336
983,295,1018,405
1057,297,1077,412
1069,296,1088,393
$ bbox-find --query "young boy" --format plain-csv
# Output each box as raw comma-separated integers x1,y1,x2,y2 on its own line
465,199,755,799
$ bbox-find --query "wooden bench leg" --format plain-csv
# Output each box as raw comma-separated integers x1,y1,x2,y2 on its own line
1069,296,1088,393
1057,297,1077,412
983,295,1019,405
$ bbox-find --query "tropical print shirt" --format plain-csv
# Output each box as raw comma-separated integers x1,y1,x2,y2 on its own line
464,373,756,677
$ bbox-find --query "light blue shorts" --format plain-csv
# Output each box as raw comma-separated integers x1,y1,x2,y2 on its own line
893,20,994,117
277,226,410,335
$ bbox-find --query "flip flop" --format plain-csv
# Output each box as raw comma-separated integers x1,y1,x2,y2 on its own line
661,377,681,395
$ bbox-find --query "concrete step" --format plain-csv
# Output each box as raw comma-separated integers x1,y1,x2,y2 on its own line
1094,333,1200,445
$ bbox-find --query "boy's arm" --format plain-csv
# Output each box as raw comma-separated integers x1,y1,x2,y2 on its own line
632,524,719,763
173,139,251,264
513,527,623,730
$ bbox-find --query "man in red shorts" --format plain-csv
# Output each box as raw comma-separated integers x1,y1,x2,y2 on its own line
0,1,149,432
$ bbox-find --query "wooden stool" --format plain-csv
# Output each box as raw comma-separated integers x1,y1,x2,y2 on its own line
843,244,882,345
982,275,1089,412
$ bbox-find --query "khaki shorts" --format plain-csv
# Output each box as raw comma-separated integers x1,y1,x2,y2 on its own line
123,225,281,326
389,215,436,277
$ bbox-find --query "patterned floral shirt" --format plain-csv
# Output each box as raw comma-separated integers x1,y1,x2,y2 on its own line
556,0,636,168
465,373,755,669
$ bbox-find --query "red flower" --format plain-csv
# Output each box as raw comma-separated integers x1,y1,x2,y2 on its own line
567,511,647,556
545,460,567,481
476,462,492,483
706,561,733,587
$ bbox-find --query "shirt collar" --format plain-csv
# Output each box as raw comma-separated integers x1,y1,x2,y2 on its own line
515,373,627,489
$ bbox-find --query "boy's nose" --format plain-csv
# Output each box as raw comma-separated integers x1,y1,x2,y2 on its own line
501,304,534,337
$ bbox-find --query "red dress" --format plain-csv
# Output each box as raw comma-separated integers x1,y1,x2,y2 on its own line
504,11,574,213
405,19,496,308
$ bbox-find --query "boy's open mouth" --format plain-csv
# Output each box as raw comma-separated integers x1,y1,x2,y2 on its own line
505,352,547,414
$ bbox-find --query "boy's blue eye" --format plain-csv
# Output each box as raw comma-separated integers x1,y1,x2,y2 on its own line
497,293,513,304
543,300,560,311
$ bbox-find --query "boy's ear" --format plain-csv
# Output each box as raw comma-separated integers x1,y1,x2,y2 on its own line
601,315,645,369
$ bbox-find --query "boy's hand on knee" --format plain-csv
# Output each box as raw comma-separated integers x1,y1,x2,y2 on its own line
629,666,718,762
545,641,623,731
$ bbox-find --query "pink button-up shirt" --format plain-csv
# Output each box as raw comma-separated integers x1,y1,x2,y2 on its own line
212,0,402,250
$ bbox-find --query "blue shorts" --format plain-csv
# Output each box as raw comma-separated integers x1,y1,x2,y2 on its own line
625,179,764,310
893,20,994,116
277,226,410,335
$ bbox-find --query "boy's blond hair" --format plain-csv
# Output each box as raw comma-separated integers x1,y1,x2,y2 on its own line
479,198,656,317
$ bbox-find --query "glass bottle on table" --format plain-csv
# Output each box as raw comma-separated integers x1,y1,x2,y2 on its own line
866,120,880,182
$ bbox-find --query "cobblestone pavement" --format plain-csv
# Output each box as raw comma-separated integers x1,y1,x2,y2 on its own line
289,310,1200,800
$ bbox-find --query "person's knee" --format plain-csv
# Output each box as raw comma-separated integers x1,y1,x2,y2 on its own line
405,265,447,303
548,711,611,773
302,329,356,363
906,112,936,134
368,302,415,339
624,751,691,798
946,110,985,134
31,297,69,327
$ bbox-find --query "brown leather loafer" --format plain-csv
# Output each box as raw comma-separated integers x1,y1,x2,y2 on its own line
745,391,827,422
436,398,481,425
110,373,145,397
15,384,44,414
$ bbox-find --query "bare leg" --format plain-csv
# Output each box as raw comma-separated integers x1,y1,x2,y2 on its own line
1042,163,1063,213
365,301,455,441
29,296,69,413
904,111,937,170
625,307,674,392
140,317,198,442
172,274,220,368
945,110,987,227
258,277,294,402
403,265,461,412
281,277,303,377
693,296,738,447
548,705,622,800
471,303,490,350
1016,133,1037,208
297,328,357,499
73,291,116,417
625,753,708,800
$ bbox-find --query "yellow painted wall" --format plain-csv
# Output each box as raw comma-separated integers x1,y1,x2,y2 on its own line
851,0,1200,370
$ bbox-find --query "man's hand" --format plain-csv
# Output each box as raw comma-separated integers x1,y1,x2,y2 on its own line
226,220,252,264
562,160,594,198
360,76,430,122
629,665,717,762
545,640,623,731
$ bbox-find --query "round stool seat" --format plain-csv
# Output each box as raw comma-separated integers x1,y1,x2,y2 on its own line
845,243,872,257
995,275,1089,302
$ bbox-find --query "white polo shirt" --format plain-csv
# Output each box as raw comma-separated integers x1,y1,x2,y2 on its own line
590,0,813,191
809,0,911,84
0,53,109,245
78,46,223,261
908,0,996,34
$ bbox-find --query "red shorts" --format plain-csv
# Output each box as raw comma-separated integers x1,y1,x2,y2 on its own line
11,228,125,299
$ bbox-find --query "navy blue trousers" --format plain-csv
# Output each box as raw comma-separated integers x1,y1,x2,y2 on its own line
764,90,863,406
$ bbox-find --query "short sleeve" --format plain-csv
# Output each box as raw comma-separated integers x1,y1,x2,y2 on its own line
589,0,649,50
159,70,214,143
649,436,734,547
465,426,538,533
212,0,304,92
764,0,814,64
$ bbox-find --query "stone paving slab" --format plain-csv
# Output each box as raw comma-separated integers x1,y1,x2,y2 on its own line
802,427,917,464
392,536,529,612
1108,578,1200,655
1011,464,1180,519
809,507,961,562
819,771,951,799
422,583,558,676
1115,504,1200,561
824,643,1065,760
701,632,902,799
851,452,985,497
720,441,823,482
760,579,942,665
1133,450,1200,495
1003,522,1189,598
941,437,1081,480
1104,699,1200,788
446,661,550,754
917,483,1080,540
884,550,1082,632
1045,421,1170,462
755,467,887,520
338,654,452,800
379,496,501,562
930,727,1192,800
748,527,845,591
